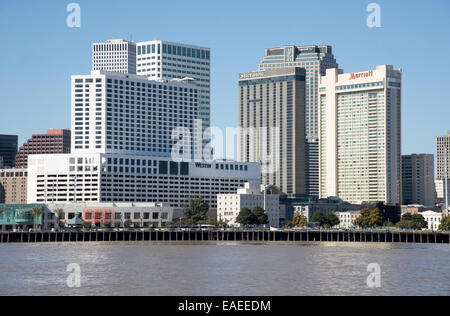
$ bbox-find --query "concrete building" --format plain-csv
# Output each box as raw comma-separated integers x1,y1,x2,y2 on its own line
336,211,361,229
0,135,18,168
29,51,261,220
436,132,450,180
0,156,3,169
71,70,201,156
291,199,362,224
421,210,443,231
401,154,435,206
217,181,280,228
15,129,71,168
27,154,260,217
136,40,211,141
46,203,173,228
319,65,402,204
92,39,136,74
0,168,27,204
258,45,339,197
238,67,306,196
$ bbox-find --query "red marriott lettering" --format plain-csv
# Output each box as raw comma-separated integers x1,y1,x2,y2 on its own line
349,71,373,80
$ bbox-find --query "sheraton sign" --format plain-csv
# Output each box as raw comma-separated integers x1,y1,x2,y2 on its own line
349,70,373,80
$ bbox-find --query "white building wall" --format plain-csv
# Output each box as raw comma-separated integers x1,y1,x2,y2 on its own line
217,182,280,227
319,65,402,204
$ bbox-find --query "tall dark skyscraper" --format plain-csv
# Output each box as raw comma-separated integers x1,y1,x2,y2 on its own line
258,45,338,197
0,135,18,168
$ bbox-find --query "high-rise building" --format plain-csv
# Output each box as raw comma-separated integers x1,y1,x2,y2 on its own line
0,135,18,168
15,129,71,168
319,65,402,204
401,154,435,206
0,168,27,204
258,45,338,197
92,39,137,74
71,70,201,156
28,71,261,215
238,68,306,196
136,40,211,144
436,132,450,180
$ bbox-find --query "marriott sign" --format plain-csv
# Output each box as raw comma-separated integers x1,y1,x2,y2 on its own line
349,70,373,80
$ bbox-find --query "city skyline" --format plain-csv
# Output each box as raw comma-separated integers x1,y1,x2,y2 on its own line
0,0,449,158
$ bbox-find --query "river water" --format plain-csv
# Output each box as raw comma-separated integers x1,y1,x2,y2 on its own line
0,242,448,296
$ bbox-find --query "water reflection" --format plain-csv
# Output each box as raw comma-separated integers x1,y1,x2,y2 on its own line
0,242,448,296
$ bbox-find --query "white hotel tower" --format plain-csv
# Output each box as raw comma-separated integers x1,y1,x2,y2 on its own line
319,65,402,204
27,70,260,215
136,40,211,143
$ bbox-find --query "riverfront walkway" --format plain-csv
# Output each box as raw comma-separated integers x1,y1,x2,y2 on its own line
1,229,449,244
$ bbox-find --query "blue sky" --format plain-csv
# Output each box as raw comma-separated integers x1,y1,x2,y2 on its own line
0,0,449,156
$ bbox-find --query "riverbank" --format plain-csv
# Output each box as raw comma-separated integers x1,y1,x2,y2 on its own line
1,229,449,244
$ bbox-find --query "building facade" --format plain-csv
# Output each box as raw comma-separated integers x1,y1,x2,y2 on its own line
217,181,280,228
401,154,435,206
71,70,201,156
0,168,27,204
319,65,402,204
292,200,362,224
421,210,443,231
258,45,338,197
436,132,450,180
0,135,18,168
238,68,306,196
46,203,173,228
336,211,361,229
92,39,136,74
136,40,211,144
15,129,71,168
0,204,55,230
27,154,260,215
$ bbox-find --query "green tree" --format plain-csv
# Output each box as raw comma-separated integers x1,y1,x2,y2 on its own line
401,213,427,230
291,213,308,228
236,208,257,226
396,220,415,229
439,215,450,231
325,212,340,228
182,197,209,222
253,206,269,225
30,207,44,230
311,211,327,227
124,219,132,228
354,208,383,228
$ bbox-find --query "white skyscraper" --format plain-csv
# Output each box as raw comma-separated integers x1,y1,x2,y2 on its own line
319,65,402,204
92,39,136,74
28,70,260,215
136,40,211,143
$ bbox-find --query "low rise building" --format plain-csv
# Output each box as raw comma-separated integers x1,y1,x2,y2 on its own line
0,168,27,204
46,203,173,228
217,181,280,228
289,199,363,224
336,211,361,229
0,204,56,230
421,210,443,231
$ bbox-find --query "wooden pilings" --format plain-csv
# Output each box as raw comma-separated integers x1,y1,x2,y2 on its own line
0,230,449,244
